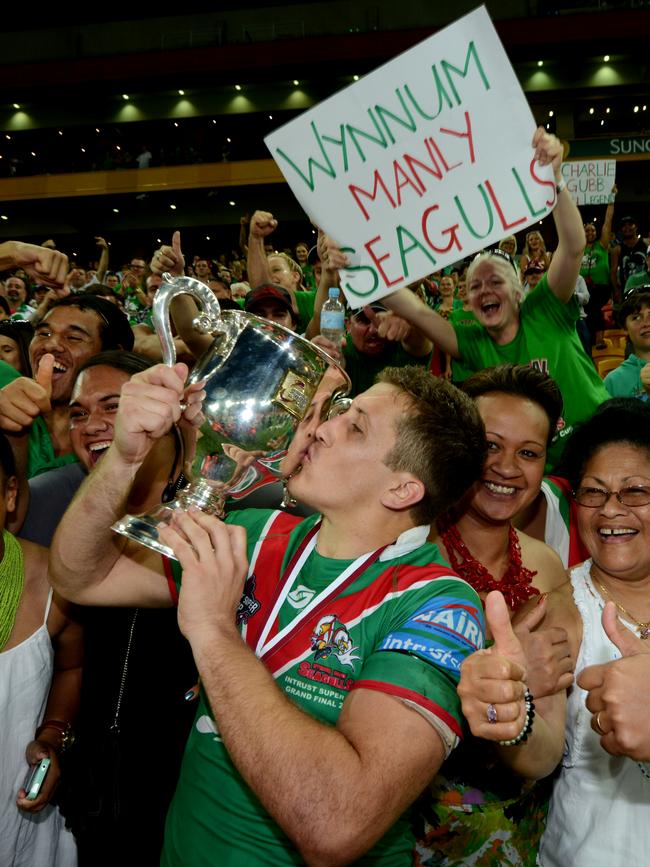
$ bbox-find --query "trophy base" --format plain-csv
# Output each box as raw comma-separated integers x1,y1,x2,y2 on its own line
111,481,227,561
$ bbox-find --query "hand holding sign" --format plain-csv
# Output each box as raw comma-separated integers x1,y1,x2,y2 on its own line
577,602,650,760
532,127,563,178
457,591,529,741
266,6,556,306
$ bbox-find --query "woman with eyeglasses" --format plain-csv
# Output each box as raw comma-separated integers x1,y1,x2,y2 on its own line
457,398,650,866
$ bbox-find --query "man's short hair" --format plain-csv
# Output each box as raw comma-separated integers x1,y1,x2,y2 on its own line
77,349,152,379
378,366,486,524
462,364,563,446
48,295,134,351
618,289,650,327
85,283,116,300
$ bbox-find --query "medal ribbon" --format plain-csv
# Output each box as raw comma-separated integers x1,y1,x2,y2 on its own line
254,520,390,662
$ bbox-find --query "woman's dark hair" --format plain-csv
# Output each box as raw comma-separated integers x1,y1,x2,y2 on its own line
77,350,152,379
555,398,650,491
0,320,34,375
462,364,563,446
48,295,134,351
0,430,17,480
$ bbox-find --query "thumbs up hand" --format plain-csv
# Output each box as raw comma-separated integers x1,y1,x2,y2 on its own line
35,354,54,403
514,595,575,698
151,231,185,277
577,602,650,760
457,591,529,742
0,354,54,432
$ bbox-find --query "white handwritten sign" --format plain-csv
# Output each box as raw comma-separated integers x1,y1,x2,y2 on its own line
561,160,616,206
265,5,556,306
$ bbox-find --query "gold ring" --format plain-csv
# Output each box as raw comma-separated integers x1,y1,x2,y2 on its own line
595,711,606,736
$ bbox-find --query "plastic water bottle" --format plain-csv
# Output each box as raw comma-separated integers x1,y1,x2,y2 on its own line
320,287,345,345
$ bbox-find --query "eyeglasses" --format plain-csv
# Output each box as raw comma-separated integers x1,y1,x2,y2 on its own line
574,486,650,508
473,248,518,274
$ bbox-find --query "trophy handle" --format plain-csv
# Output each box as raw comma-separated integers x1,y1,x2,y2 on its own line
152,273,224,366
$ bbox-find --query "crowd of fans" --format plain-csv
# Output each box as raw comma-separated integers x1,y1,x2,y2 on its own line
1,124,650,867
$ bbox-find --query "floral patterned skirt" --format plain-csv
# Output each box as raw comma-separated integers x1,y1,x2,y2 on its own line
413,762,553,866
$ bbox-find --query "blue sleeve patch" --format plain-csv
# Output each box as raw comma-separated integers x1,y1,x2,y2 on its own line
377,593,485,675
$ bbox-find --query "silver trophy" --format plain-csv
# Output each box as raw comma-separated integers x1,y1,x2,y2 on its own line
112,274,350,559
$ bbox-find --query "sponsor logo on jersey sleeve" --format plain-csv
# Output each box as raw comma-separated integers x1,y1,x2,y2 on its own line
377,595,485,674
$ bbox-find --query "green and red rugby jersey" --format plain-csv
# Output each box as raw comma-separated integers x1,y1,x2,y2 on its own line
162,509,484,867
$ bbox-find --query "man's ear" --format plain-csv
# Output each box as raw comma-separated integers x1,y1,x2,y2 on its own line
380,472,425,512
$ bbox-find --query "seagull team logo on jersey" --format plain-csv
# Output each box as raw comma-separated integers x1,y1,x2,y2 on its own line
236,574,261,624
310,615,360,668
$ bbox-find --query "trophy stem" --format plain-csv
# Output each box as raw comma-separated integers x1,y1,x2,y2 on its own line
111,479,227,560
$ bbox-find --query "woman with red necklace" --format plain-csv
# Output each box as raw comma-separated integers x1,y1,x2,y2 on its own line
432,364,567,610
415,363,569,867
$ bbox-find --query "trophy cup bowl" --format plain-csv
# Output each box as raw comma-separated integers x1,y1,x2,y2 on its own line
112,275,350,559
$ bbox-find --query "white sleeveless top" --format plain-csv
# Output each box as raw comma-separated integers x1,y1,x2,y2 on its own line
0,589,77,867
538,560,650,866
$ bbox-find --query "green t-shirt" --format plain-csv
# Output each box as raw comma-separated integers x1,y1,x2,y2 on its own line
453,275,610,468
0,361,78,478
162,509,484,867
604,353,649,401
580,241,610,286
294,288,316,332
447,308,477,384
343,335,430,397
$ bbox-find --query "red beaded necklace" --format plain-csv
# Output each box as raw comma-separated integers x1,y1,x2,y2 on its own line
438,518,539,611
